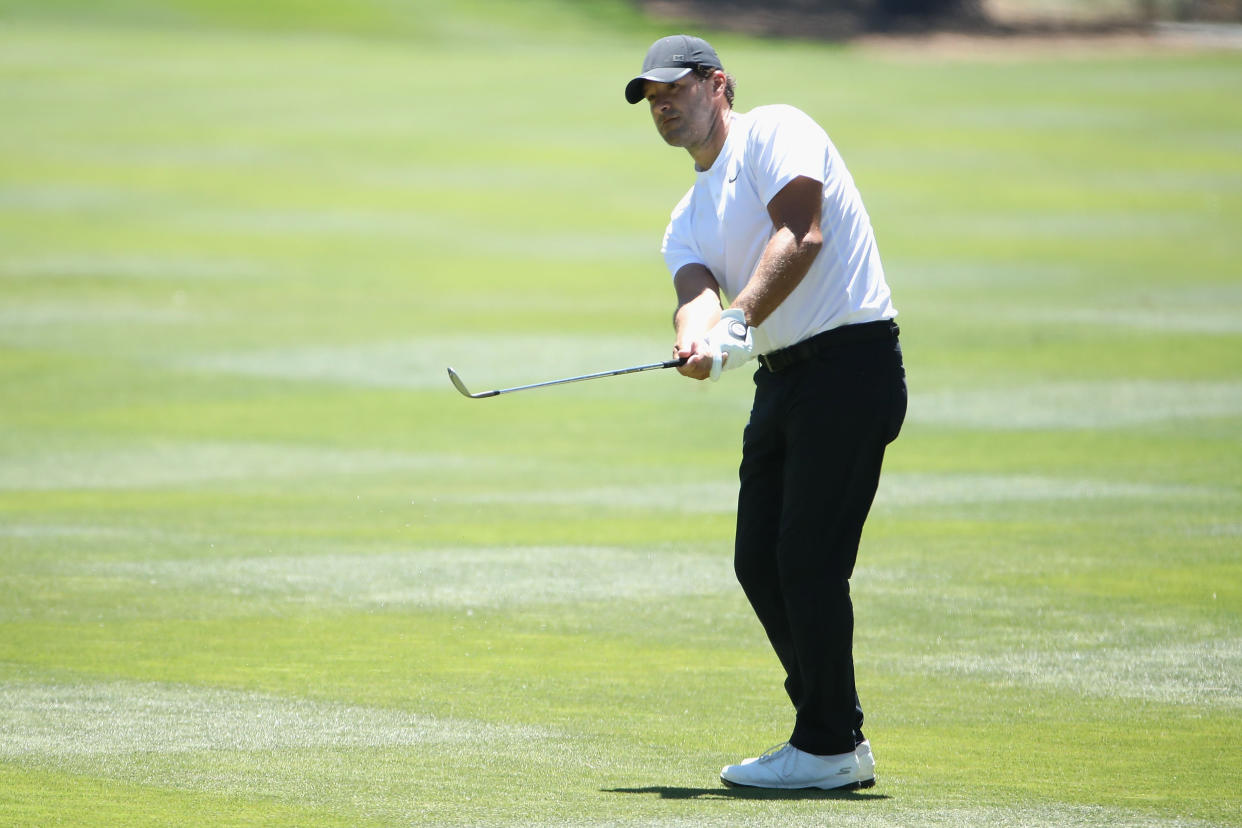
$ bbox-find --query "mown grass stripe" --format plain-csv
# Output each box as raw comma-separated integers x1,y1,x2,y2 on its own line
0,678,557,757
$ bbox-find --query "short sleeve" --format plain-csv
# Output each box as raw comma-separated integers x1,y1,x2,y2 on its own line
660,187,703,279
745,106,828,205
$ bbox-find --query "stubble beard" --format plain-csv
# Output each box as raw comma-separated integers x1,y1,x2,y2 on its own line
657,115,691,148
660,109,718,158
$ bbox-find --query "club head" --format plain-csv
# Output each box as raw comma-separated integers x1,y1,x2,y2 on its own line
446,367,498,399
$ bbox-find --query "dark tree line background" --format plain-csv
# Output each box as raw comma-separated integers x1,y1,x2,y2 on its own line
641,0,1241,39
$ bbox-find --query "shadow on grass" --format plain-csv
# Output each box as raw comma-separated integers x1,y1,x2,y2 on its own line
604,785,890,802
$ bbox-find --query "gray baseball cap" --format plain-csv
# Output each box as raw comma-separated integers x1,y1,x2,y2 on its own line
624,34,723,105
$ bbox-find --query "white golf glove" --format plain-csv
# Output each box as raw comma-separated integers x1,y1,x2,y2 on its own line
705,308,754,382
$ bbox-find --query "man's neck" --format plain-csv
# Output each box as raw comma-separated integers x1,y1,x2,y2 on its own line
689,108,732,172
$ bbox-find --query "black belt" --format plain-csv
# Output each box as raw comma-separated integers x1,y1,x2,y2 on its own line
757,319,899,373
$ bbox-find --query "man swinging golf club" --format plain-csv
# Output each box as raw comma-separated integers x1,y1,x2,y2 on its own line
625,35,907,790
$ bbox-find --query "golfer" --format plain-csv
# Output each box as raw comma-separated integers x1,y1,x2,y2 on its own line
625,35,907,790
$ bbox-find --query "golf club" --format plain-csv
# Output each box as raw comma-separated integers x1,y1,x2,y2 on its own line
447,357,687,399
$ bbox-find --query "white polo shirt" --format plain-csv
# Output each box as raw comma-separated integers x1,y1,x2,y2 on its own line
662,105,896,356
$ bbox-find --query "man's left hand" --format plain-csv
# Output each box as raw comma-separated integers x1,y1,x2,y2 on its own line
705,308,754,381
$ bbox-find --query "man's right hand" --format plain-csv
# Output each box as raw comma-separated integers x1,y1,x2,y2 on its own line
674,339,714,381
672,264,726,382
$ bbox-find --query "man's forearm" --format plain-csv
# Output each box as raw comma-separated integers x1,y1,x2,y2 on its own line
732,225,821,328
675,288,723,347
671,265,724,380
731,174,825,328
672,264,724,348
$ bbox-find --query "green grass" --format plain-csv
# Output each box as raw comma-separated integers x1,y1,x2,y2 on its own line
2,2,1241,825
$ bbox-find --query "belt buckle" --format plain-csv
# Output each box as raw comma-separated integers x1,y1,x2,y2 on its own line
759,351,786,373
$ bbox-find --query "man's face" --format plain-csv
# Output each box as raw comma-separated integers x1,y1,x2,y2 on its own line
643,71,717,149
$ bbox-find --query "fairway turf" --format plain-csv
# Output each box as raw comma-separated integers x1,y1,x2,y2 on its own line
2,2,1240,825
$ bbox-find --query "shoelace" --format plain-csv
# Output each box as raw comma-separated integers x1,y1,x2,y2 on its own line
754,742,795,764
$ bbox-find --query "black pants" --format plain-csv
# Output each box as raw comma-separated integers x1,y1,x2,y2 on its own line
734,325,906,757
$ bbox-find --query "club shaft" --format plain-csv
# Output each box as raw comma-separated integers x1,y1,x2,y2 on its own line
491,358,686,395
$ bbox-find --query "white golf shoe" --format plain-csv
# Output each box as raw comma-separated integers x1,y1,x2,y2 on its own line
855,739,876,788
720,741,875,790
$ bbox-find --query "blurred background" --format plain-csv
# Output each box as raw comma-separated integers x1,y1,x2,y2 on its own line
2,1,1239,826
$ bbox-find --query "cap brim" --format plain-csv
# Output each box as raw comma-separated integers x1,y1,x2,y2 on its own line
624,67,693,104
